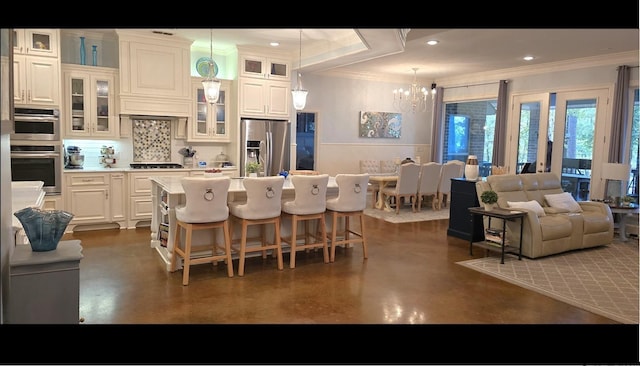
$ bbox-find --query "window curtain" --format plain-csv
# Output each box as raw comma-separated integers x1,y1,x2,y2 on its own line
430,86,444,163
608,65,630,163
491,80,508,166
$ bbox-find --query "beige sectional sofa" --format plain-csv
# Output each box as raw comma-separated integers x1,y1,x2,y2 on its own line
475,172,613,259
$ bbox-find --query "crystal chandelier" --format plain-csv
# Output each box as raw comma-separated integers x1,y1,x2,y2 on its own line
393,68,431,113
291,29,308,110
202,29,221,105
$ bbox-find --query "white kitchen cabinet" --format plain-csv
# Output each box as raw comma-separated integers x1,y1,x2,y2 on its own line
13,29,60,58
43,195,63,211
239,53,290,80
13,55,60,107
239,78,290,119
110,173,126,224
116,30,191,117
188,78,231,142
127,170,189,228
62,64,118,138
65,173,111,228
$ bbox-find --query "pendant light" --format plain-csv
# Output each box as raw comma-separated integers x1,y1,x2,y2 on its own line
291,29,308,110
202,29,221,105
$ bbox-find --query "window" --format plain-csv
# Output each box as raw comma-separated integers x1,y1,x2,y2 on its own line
627,88,639,198
442,100,496,177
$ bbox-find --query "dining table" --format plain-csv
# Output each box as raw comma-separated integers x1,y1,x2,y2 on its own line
368,174,398,211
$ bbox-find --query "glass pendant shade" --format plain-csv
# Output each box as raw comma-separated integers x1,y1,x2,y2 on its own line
202,78,221,104
292,88,308,110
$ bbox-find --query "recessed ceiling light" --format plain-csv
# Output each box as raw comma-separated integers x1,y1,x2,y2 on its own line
523,55,535,61
270,42,280,47
426,40,439,46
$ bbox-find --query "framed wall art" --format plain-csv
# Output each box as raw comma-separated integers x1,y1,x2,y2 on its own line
359,111,402,138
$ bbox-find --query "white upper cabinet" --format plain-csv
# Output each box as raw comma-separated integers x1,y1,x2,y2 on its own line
13,29,60,58
116,30,192,117
239,53,290,81
13,55,60,107
188,78,231,142
62,64,118,138
239,78,290,119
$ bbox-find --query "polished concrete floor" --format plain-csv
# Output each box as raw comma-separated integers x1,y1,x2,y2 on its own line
61,215,619,325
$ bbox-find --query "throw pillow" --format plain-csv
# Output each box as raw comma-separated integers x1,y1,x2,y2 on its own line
544,192,583,213
507,200,546,217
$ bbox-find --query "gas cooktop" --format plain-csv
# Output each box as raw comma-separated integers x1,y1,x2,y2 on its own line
130,163,184,169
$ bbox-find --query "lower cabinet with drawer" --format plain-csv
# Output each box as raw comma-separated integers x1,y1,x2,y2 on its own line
64,172,126,232
127,170,189,228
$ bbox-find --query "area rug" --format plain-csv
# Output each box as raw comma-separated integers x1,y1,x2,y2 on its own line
457,239,639,324
363,205,449,223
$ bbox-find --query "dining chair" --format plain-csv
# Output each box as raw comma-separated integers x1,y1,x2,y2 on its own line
381,162,421,214
281,174,330,269
171,176,233,285
325,173,370,263
360,160,381,206
437,160,465,209
228,176,285,276
417,162,443,211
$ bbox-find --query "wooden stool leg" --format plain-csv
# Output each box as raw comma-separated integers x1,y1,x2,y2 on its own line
171,223,181,272
289,216,298,269
359,212,368,259
182,224,193,286
239,220,248,277
223,221,234,277
274,218,283,270
320,215,329,263
330,212,338,262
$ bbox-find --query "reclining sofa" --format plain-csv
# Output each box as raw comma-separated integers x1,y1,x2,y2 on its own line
475,172,613,259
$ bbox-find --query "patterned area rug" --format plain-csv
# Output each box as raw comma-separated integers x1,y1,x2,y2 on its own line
363,205,450,223
457,239,639,324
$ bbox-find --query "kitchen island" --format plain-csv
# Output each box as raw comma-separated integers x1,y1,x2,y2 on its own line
149,176,339,272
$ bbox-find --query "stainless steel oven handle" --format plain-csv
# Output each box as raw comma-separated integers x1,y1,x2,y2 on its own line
14,115,60,122
10,153,60,158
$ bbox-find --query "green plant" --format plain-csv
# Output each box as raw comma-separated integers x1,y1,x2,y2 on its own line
621,196,635,203
481,190,498,204
245,161,261,174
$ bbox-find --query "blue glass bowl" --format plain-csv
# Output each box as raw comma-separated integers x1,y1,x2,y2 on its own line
14,207,74,252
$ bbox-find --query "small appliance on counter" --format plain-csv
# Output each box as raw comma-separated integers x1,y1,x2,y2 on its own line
99,146,117,168
65,146,84,169
213,151,233,168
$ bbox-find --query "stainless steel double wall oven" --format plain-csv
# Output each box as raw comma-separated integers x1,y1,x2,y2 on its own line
10,107,63,195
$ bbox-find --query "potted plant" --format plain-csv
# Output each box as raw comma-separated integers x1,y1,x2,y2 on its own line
480,190,499,211
621,196,635,207
245,162,261,177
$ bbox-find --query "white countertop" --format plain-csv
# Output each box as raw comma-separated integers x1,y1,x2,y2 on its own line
11,182,46,229
150,176,338,194
64,166,238,173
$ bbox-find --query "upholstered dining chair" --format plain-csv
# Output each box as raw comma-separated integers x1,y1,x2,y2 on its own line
417,162,443,211
171,176,233,285
228,176,285,276
281,174,330,269
325,173,369,263
437,160,465,209
380,162,421,214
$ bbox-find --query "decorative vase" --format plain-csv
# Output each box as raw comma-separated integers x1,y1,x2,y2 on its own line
92,45,98,66
13,207,74,252
465,155,479,181
484,203,495,211
183,156,194,168
249,172,258,178
79,36,86,65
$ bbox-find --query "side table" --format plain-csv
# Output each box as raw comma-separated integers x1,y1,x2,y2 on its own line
8,240,84,324
609,205,639,241
468,207,526,264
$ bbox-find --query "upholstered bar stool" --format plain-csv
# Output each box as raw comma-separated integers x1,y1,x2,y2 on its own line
281,174,330,269
325,173,370,262
228,176,285,276
171,176,233,285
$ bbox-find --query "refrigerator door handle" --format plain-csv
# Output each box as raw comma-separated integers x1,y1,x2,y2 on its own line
266,131,273,175
259,139,266,173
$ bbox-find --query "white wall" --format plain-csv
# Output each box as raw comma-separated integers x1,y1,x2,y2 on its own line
296,73,433,176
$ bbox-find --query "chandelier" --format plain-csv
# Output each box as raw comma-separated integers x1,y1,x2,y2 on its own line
393,68,433,113
202,29,221,105
291,29,308,110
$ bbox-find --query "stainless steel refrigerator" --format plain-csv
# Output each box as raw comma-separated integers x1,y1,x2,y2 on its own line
240,118,290,177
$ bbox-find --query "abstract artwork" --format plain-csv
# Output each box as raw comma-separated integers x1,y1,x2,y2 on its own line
359,111,401,138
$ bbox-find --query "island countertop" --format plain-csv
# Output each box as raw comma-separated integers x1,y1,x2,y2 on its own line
149,175,338,194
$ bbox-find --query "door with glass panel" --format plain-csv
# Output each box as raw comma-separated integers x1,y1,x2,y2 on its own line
510,89,608,201
551,89,609,201
511,93,551,175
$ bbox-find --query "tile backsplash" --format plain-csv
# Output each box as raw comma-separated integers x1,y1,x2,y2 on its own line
132,119,171,162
